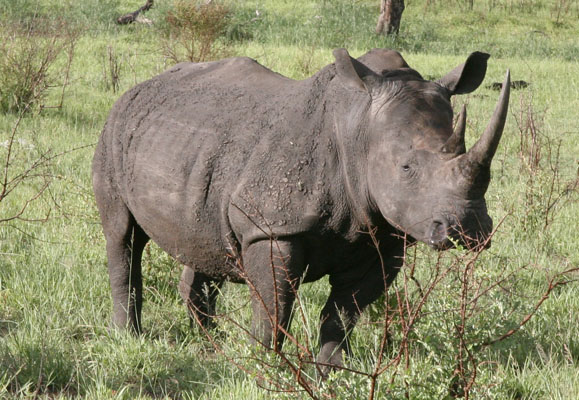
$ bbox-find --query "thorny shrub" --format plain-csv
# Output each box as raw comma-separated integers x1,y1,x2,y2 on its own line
512,92,578,231
188,194,576,398
1,113,52,224
0,18,79,113
102,45,122,93
1,114,95,235
0,18,82,224
161,0,231,64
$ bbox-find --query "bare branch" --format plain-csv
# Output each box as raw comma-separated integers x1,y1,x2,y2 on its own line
480,267,579,347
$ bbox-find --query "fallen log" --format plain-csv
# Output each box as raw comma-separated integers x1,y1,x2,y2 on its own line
117,0,154,25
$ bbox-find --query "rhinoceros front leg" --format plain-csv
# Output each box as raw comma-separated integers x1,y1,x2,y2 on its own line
317,254,402,375
179,266,223,330
242,238,305,351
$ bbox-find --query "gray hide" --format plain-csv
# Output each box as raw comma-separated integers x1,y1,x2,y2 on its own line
92,48,510,372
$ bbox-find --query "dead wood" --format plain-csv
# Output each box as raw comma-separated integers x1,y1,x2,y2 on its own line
117,0,154,25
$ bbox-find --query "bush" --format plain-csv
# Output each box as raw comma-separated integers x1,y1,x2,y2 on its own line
0,19,78,113
161,0,231,64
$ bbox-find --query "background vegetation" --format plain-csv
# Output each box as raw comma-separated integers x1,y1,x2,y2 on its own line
0,0,577,398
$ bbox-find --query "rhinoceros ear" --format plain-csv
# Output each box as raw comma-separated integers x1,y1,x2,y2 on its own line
333,48,378,94
437,52,490,95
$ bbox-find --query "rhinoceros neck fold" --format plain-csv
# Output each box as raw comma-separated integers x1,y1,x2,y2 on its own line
324,82,376,232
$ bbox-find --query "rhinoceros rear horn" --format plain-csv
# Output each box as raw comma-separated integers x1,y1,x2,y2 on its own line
437,52,490,95
442,104,467,155
333,48,378,93
467,70,511,166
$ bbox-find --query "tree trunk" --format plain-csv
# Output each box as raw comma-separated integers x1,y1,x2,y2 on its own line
376,0,405,35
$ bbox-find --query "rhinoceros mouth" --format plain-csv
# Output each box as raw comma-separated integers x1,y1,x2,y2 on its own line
427,218,492,252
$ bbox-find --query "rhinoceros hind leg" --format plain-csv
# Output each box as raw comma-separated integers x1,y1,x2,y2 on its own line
105,209,149,333
179,266,223,330
94,178,149,333
243,238,305,351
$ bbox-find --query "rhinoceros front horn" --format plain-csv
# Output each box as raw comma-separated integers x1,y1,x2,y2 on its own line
467,70,510,166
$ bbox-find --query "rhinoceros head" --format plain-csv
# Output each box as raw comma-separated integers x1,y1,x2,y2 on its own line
334,49,510,250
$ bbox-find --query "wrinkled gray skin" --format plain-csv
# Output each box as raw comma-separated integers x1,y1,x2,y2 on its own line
92,48,510,372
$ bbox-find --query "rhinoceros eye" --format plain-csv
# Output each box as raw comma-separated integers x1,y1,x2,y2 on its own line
402,164,411,172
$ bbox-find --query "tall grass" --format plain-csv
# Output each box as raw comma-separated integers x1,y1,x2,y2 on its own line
228,0,579,61
0,0,577,398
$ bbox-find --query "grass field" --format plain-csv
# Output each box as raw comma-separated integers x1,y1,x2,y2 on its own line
1,0,578,398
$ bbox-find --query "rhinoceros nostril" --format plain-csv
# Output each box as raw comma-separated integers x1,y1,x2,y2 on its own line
428,220,454,250
430,220,446,239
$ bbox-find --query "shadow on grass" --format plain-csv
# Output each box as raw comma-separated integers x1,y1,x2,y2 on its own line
0,326,232,399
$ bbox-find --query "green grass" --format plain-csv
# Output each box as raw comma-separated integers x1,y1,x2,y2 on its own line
1,0,578,398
